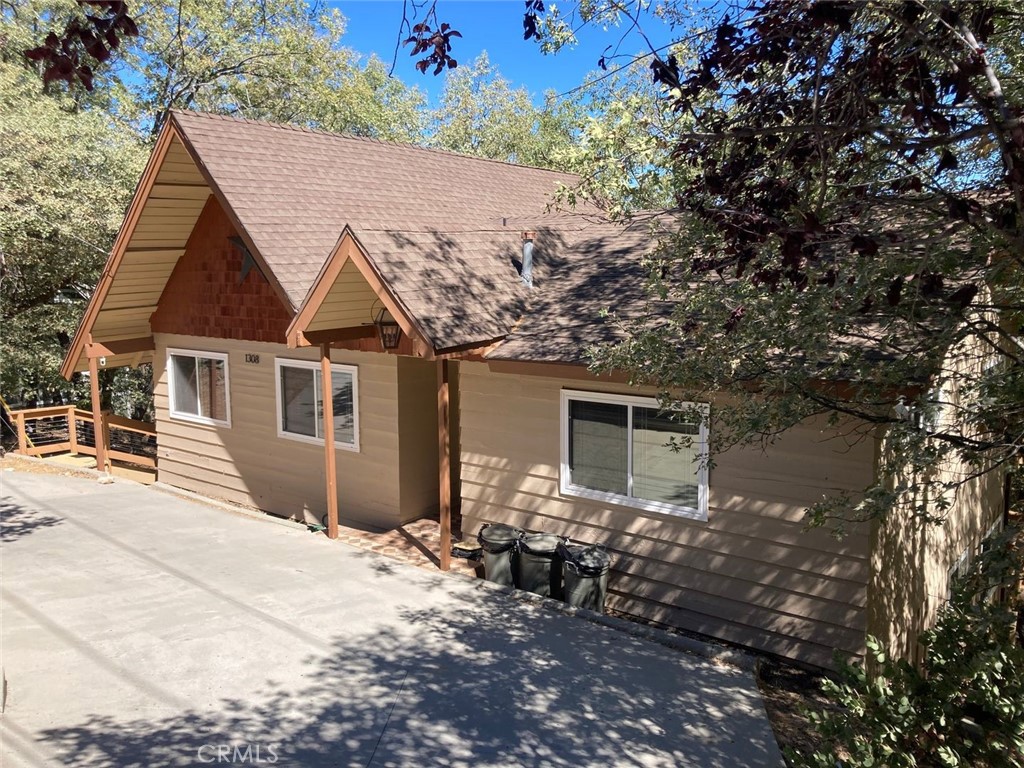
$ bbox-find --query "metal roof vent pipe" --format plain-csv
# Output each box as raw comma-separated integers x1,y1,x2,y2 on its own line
521,231,536,288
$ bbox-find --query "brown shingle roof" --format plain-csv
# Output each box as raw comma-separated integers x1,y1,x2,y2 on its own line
170,111,581,349
354,228,527,350
487,218,665,363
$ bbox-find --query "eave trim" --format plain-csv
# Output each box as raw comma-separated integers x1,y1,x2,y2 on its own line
61,123,180,380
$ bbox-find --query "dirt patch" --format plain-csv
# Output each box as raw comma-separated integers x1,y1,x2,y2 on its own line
0,452,97,479
757,658,838,764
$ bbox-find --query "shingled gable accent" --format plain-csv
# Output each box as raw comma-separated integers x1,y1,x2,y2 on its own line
165,113,293,313
286,227,434,355
151,196,293,342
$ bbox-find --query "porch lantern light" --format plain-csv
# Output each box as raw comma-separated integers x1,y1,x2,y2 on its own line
374,308,402,350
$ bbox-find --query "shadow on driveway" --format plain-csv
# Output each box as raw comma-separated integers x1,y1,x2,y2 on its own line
1,471,782,768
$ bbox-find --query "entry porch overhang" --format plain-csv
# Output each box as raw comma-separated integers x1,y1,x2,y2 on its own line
285,227,434,357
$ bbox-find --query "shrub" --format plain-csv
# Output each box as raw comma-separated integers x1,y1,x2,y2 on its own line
791,525,1024,768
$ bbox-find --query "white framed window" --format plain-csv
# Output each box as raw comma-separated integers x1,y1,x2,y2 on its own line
559,389,709,521
274,358,359,451
980,517,1004,554
920,378,951,433
167,348,231,427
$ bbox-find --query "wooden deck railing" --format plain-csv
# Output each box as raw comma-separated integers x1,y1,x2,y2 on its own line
9,405,156,468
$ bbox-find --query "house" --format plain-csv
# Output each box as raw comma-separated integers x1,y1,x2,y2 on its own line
60,111,1006,668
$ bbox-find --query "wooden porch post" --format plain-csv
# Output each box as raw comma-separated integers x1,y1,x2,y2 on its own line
437,359,452,571
320,343,339,540
88,354,108,473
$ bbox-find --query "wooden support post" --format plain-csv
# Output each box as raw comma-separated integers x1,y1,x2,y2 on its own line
68,405,78,454
320,343,339,540
88,354,108,473
437,359,452,572
15,411,28,454
101,411,111,465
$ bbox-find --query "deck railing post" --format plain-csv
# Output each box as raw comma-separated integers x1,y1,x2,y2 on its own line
15,411,28,454
68,405,79,454
101,410,112,470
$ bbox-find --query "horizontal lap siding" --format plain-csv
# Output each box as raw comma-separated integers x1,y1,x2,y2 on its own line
154,334,400,529
868,331,1008,664
306,261,378,332
397,357,440,523
458,362,875,667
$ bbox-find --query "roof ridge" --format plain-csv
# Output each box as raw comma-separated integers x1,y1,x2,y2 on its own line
170,109,579,179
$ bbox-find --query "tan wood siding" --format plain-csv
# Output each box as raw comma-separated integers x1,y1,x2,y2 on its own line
458,362,875,667
154,334,401,529
306,260,379,333
868,329,1008,665
397,357,440,523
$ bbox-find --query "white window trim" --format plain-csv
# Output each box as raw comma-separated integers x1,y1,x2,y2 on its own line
946,546,971,602
274,358,360,452
559,388,709,521
167,348,231,427
980,517,1004,553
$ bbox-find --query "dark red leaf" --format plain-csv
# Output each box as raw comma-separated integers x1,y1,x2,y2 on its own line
851,234,879,256
948,196,971,221
946,284,978,309
936,149,958,173
724,305,745,334
886,277,904,306
918,272,944,298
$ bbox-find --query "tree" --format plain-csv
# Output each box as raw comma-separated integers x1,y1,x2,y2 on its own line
1,0,428,417
532,3,1024,760
554,60,691,218
547,1,1024,532
12,1,427,140
0,56,145,407
19,0,138,92
429,52,575,168
110,0,426,139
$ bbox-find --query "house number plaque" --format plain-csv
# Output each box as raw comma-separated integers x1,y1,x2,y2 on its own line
245,353,260,364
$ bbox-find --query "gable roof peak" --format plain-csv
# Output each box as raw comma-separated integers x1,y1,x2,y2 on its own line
169,109,577,178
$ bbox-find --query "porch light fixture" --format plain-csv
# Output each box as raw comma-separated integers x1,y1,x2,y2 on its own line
374,308,402,350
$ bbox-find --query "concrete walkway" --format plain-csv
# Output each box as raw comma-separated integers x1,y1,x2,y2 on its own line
0,470,783,768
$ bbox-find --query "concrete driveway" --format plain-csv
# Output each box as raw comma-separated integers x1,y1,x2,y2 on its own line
1,470,782,767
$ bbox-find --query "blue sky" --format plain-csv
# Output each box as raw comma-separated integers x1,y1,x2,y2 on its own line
329,0,679,105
